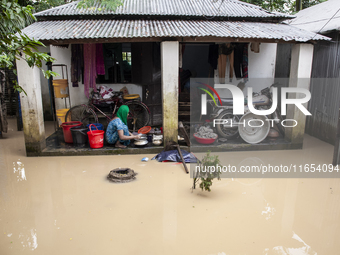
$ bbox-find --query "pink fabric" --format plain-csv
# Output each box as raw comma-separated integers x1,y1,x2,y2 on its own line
96,44,105,75
83,44,97,98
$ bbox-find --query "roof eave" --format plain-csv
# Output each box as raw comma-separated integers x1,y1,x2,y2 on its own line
35,14,292,23
37,36,330,46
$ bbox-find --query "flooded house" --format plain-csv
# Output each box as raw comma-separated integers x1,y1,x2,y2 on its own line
16,0,328,156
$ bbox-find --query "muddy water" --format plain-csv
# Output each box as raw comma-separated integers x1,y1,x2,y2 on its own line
1,119,340,255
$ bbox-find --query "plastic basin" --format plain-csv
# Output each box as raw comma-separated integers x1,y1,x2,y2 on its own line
193,133,218,144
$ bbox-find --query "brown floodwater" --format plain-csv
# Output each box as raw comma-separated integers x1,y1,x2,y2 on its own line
0,118,339,255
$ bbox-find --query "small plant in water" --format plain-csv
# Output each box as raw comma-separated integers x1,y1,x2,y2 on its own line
192,151,221,192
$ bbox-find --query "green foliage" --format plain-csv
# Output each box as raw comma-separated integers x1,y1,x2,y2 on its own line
13,80,27,95
299,0,328,11
193,151,221,192
32,0,73,13
1,0,57,93
18,0,123,13
1,0,122,96
17,0,73,13
77,0,123,11
240,0,327,14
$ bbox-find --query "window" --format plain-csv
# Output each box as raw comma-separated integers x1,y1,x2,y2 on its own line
122,52,132,65
96,43,132,83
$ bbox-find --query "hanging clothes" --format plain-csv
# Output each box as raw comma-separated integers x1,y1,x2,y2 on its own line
250,42,260,53
218,54,227,83
228,49,234,82
233,43,243,79
220,43,234,56
83,44,97,98
225,54,230,82
217,43,234,83
71,44,83,87
96,44,105,75
242,44,248,82
233,43,249,81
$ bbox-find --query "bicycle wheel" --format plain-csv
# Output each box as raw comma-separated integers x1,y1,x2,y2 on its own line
65,105,98,126
124,101,150,132
215,110,240,139
272,110,285,137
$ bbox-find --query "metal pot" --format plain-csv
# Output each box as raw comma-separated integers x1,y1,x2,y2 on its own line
134,134,147,140
152,139,163,146
134,139,148,147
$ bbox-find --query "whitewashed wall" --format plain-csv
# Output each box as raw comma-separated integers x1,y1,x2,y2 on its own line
49,45,143,112
247,43,277,91
37,46,52,120
50,46,73,110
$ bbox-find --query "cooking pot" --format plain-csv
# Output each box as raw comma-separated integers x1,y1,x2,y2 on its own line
152,139,162,146
134,139,148,147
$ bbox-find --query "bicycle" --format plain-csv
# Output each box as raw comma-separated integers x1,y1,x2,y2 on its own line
65,91,150,132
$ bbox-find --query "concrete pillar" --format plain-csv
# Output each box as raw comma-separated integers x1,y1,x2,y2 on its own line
16,57,46,155
161,41,179,144
286,43,314,144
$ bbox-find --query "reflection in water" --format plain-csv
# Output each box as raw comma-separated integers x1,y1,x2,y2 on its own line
237,157,265,168
0,151,8,198
1,119,339,255
261,201,276,220
19,229,38,251
13,160,26,181
265,232,317,255
54,220,60,229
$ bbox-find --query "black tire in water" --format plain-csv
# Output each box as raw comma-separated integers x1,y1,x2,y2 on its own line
215,110,240,139
65,105,98,126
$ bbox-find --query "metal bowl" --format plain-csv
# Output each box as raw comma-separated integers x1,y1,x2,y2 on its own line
134,134,147,140
238,113,270,144
152,139,163,146
153,135,163,140
134,139,148,147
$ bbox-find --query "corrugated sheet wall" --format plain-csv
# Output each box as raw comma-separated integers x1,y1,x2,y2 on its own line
275,38,340,145
306,31,340,145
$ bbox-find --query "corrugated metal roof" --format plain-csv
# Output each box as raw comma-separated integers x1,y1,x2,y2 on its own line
22,19,328,42
287,0,340,34
35,0,292,19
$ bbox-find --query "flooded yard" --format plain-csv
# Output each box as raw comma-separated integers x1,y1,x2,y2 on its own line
0,118,339,255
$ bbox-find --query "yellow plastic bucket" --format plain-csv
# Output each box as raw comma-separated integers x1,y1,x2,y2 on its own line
53,79,69,98
56,108,71,127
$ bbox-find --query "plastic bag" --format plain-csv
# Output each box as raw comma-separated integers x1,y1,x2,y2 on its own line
152,149,198,163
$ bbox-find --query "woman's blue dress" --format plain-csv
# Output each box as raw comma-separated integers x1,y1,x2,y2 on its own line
105,118,130,145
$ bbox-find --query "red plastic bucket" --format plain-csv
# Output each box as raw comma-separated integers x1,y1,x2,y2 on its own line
87,124,105,149
61,121,82,143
